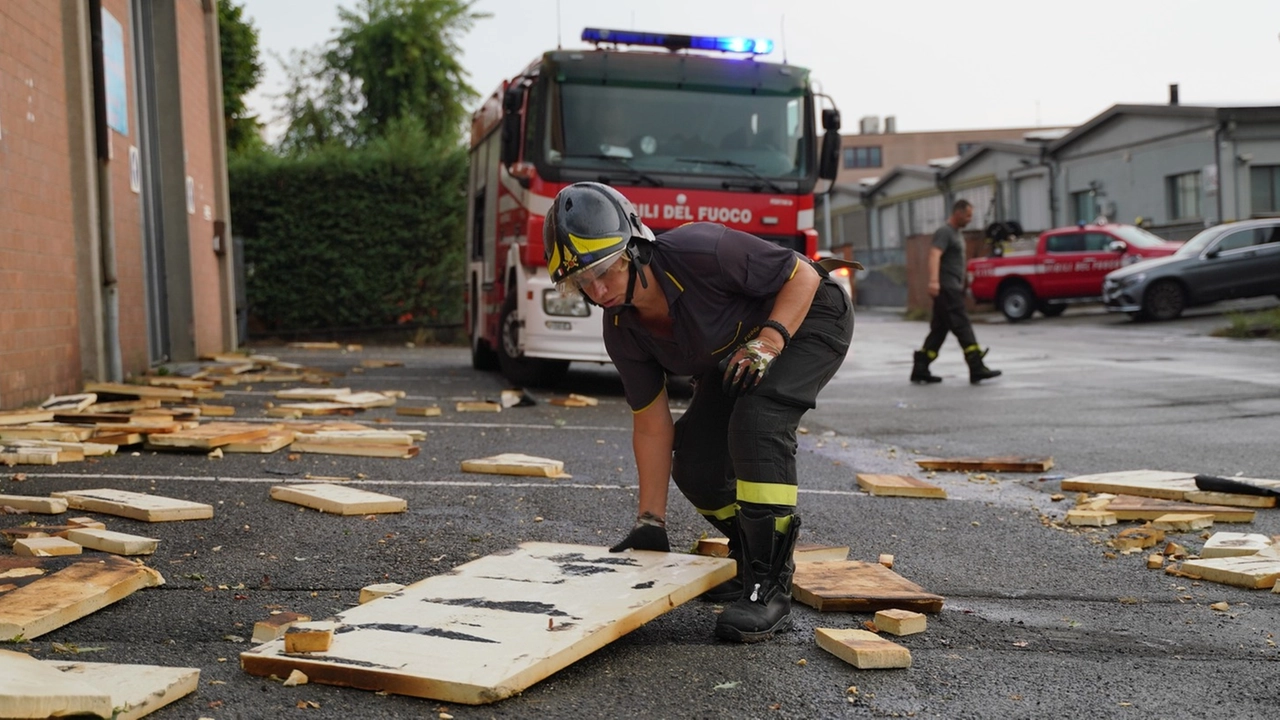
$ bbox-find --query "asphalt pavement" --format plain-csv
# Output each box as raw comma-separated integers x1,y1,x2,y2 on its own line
6,298,1280,720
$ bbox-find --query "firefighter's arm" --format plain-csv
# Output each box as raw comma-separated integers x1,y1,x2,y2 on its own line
928,247,943,297
754,258,821,350
610,389,673,552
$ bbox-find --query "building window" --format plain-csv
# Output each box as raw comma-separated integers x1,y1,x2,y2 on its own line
1070,190,1095,224
1250,165,1280,215
843,146,882,169
957,142,979,156
1167,171,1201,220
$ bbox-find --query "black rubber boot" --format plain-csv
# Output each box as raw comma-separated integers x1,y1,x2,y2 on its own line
714,509,800,643
701,515,742,603
910,350,942,384
966,347,1002,384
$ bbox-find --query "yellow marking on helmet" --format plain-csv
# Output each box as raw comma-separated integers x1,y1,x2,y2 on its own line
568,233,624,256
736,480,797,507
663,271,684,292
548,243,562,275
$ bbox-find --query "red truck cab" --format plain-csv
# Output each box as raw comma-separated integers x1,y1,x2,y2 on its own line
968,224,1182,321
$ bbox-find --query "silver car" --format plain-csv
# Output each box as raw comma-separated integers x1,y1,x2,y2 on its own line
1103,218,1280,320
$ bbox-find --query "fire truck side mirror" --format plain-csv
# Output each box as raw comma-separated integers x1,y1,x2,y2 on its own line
500,86,525,167
822,109,841,132
818,129,840,181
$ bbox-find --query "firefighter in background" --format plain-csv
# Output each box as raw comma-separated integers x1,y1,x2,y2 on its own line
544,182,854,642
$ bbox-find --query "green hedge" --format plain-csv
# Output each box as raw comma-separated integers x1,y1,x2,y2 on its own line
229,136,467,334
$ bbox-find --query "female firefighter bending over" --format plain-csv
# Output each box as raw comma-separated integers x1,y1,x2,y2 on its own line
543,182,854,642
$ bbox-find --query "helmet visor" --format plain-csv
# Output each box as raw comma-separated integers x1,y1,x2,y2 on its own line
555,249,627,294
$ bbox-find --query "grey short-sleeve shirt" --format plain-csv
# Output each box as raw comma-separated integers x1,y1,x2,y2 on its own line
931,223,967,291
603,223,801,411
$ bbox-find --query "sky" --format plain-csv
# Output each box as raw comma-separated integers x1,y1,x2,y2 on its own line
240,0,1280,141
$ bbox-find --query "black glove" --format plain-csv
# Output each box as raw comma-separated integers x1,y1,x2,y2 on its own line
719,338,782,397
609,523,670,553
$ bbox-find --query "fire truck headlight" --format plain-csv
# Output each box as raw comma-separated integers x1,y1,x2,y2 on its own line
543,289,590,317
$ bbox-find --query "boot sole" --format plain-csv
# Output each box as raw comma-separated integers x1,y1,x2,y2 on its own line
714,613,792,643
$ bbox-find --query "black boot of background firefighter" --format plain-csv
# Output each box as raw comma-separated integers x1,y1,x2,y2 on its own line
965,347,1002,384
910,350,942,384
714,508,800,642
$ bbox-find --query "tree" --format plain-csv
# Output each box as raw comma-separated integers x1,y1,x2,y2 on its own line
279,0,486,153
218,0,264,153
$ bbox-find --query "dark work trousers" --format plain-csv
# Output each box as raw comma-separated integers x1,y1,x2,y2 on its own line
670,278,854,526
923,286,977,354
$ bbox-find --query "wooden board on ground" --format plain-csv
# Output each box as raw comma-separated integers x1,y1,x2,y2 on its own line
286,341,342,349
1180,554,1280,589
39,393,97,412
815,628,911,669
146,421,271,450
143,376,214,391
290,441,419,459
0,446,60,465
874,608,927,636
45,659,200,720
0,409,55,426
360,359,404,368
333,391,397,409
270,483,407,515
0,649,114,719
85,398,163,414
51,488,214,522
4,442,87,463
0,555,165,639
693,537,849,563
793,560,944,613
267,402,359,417
223,429,296,454
0,494,68,514
83,381,192,401
461,453,569,478
396,406,442,417
856,474,947,499
294,430,414,446
1201,532,1273,558
15,537,82,557
456,400,501,413
0,424,97,442
65,528,159,556
915,456,1053,473
91,432,144,447
275,388,352,401
195,404,236,417
240,542,735,704
1059,470,1225,503
1102,495,1255,523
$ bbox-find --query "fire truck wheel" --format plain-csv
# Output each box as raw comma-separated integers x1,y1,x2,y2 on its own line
1038,302,1067,318
997,282,1035,323
497,294,570,387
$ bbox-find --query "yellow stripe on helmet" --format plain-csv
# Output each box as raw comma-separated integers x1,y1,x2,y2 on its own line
567,233,625,256
548,243,562,276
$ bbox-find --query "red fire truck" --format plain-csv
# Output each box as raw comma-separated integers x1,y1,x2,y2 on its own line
466,28,842,386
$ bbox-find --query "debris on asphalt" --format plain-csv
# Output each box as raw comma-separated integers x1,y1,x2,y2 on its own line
290,430,420,459
1060,469,1277,508
877,554,894,569
1,648,200,719
1147,554,1165,569
1179,548,1280,589
359,583,405,604
455,400,502,413
14,536,82,557
792,560,944,613
253,612,312,643
282,668,309,687
1110,526,1165,551
873,609,926,636
51,489,214,522
1201,532,1273,558
269,483,407,516
855,473,946,499
915,456,1054,473
460,453,569,478
0,555,165,640
1150,513,1215,533
815,628,911,669
396,406,442,417
0,494,68,514
549,393,598,408
284,621,338,653
63,528,159,556
1065,509,1117,527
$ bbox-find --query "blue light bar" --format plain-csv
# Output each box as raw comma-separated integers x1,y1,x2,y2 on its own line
581,27,773,55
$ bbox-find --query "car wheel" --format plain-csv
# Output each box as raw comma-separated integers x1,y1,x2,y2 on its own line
997,283,1036,322
1142,280,1186,321
497,293,569,387
1038,303,1067,318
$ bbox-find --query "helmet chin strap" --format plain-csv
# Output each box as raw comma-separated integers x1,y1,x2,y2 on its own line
621,242,650,308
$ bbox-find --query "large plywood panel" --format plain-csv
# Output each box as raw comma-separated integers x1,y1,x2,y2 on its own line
240,543,734,704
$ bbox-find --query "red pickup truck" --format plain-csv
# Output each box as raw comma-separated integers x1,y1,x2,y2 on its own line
968,224,1182,321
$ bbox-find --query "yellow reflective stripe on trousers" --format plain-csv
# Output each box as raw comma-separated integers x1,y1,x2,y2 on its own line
774,515,792,533
696,503,738,521
736,480,798,507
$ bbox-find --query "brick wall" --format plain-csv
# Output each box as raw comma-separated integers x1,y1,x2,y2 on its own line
0,1,82,407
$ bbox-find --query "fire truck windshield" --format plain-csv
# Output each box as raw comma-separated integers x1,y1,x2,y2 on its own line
543,82,809,183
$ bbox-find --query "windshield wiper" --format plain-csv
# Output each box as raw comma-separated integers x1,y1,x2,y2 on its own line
558,154,664,187
674,157,784,194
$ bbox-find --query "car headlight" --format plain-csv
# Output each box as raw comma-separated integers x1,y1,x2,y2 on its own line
543,289,589,317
